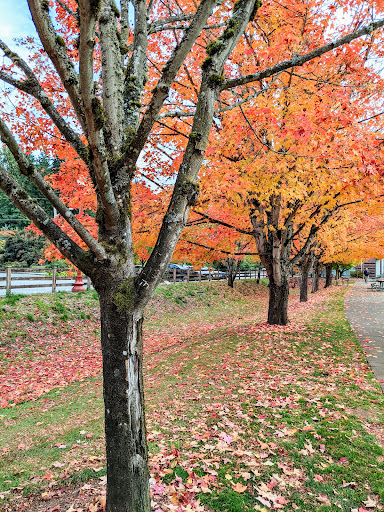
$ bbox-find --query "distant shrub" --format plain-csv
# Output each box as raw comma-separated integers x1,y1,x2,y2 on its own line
1,230,45,267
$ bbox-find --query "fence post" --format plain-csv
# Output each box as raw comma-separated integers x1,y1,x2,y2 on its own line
187,268,190,282
52,267,57,293
5,266,11,294
173,268,176,284
199,269,201,282
208,269,211,281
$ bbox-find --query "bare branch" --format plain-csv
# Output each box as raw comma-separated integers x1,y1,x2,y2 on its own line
358,110,384,123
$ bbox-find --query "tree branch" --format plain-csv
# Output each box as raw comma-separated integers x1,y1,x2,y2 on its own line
127,0,217,167
192,210,252,234
180,237,257,255
78,0,120,229
148,14,196,32
135,0,261,308
123,0,148,133
159,75,283,119
222,18,384,90
0,118,106,261
99,0,124,151
0,166,91,272
0,40,88,162
56,0,78,21
27,0,87,133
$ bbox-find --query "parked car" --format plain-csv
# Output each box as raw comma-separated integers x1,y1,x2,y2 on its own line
168,263,186,271
199,267,226,280
165,263,189,281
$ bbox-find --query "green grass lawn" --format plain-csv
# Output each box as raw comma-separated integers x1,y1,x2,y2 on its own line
0,282,383,511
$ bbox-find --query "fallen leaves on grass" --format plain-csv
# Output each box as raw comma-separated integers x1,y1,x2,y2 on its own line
1,284,383,512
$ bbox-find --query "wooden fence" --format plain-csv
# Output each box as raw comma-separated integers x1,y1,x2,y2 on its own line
0,267,91,294
0,267,267,294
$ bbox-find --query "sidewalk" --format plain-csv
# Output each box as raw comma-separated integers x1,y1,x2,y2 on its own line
344,280,384,392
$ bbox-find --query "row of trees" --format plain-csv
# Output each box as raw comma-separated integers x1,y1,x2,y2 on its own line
1,1,384,510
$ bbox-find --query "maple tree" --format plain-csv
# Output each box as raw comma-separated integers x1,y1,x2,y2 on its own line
1,0,384,510
316,204,384,278
193,2,384,324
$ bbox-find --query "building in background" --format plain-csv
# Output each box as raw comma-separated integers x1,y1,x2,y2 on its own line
359,258,384,278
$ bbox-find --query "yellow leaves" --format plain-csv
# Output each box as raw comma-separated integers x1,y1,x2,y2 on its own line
232,482,247,493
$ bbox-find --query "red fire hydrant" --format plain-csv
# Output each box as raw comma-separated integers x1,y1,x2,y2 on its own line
72,269,86,292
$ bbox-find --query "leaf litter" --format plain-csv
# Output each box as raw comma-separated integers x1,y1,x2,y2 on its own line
0,282,383,511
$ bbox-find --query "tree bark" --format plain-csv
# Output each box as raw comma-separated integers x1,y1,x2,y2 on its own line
325,263,332,288
299,266,309,302
226,257,240,288
298,252,313,302
268,274,290,325
311,258,322,293
95,273,150,512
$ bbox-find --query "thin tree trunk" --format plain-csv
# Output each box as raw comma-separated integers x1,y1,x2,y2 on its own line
227,258,235,288
312,259,322,293
300,266,309,302
96,278,150,512
325,263,332,288
256,266,261,284
227,257,240,288
268,275,289,325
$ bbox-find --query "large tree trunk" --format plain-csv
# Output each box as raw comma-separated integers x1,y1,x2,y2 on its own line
267,274,290,325
95,275,150,512
300,266,309,302
325,263,332,288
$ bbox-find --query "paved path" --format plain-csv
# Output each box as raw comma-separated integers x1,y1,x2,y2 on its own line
345,280,384,392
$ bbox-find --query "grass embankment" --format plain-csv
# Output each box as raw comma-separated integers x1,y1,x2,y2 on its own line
0,282,383,511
